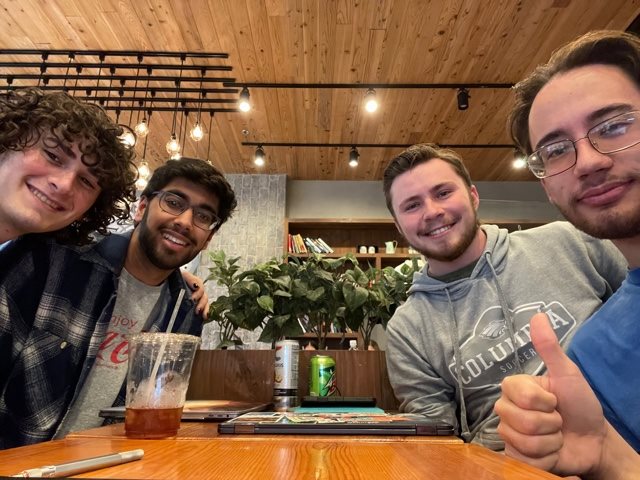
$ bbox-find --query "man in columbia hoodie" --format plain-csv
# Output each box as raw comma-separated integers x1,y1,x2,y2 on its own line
382,143,627,450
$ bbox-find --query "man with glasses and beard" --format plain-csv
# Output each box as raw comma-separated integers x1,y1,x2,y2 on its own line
382,143,627,450
0,158,237,449
495,30,640,479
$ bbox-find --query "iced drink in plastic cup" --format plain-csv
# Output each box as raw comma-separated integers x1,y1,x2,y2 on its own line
125,332,200,438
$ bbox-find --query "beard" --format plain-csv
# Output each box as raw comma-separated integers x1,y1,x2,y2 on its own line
419,220,480,262
555,200,640,240
136,210,196,271
415,207,480,262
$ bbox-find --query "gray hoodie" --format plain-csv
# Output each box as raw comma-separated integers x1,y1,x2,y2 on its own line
386,221,627,450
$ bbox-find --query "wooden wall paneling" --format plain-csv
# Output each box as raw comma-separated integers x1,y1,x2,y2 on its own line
187,349,400,410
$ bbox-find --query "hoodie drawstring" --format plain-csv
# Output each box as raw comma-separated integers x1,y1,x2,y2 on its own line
444,288,472,442
444,251,524,444
485,251,523,374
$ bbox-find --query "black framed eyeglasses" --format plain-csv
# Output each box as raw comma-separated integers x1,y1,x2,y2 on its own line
527,110,640,179
152,191,220,231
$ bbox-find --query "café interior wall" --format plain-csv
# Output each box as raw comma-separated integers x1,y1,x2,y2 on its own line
286,180,563,223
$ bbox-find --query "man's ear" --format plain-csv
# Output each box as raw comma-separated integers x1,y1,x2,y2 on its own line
470,184,480,211
134,196,150,223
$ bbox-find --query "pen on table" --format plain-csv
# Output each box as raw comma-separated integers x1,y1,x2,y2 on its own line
12,449,144,478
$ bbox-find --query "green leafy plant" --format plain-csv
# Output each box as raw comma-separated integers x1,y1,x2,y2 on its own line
207,251,416,350
339,259,419,349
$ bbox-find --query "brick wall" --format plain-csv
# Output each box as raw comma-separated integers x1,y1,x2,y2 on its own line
196,174,286,349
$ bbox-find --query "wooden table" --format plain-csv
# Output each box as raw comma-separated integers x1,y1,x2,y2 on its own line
66,422,464,443
0,423,560,479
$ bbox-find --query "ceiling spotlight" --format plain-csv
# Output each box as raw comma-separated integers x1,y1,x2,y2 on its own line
254,145,265,166
190,121,205,142
134,117,149,138
513,151,527,169
238,87,251,112
457,88,469,111
348,146,359,167
364,88,378,113
166,134,181,155
512,157,526,169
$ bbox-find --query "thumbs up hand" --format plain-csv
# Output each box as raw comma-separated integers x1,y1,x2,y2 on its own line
495,313,607,476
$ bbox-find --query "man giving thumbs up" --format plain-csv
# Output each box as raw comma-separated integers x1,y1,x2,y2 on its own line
495,314,640,479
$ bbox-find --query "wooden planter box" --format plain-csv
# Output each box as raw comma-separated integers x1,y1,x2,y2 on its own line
187,349,400,410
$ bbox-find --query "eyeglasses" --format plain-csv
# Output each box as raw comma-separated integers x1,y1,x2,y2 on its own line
152,191,220,231
527,110,640,179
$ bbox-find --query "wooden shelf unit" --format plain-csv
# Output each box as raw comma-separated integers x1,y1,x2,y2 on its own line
284,218,416,269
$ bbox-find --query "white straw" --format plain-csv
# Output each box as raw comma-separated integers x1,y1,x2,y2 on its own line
146,288,186,404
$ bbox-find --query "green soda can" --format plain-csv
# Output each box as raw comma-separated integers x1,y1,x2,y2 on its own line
309,355,337,396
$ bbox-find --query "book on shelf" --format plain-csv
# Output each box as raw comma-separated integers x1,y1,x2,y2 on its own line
288,235,334,255
304,237,322,254
294,234,307,253
316,237,334,253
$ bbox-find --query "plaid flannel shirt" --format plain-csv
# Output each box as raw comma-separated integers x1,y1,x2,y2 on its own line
0,232,202,449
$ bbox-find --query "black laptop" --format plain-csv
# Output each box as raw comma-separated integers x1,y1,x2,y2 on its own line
99,400,272,421
218,411,455,436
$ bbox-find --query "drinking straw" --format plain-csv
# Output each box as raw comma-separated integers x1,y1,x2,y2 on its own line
146,288,186,404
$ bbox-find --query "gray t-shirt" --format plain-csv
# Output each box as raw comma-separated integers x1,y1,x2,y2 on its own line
55,269,165,438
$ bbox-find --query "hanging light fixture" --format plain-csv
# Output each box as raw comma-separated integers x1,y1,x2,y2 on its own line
238,87,251,112
115,80,137,147
457,88,470,110
190,69,206,142
364,88,378,113
205,111,215,163
348,146,360,167
119,126,136,148
254,145,265,166
135,68,152,138
167,57,185,155
137,112,152,187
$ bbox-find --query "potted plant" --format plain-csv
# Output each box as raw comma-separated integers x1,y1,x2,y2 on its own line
206,251,359,349
339,259,419,349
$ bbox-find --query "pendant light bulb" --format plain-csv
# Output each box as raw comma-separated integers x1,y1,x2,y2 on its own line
166,134,181,155
119,129,136,147
138,160,151,180
135,177,148,190
134,117,149,138
190,122,205,142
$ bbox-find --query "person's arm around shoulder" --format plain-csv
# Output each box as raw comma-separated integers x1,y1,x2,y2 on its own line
494,313,640,479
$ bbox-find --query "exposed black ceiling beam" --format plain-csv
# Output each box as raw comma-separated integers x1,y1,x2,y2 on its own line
225,82,514,89
14,84,238,94
241,142,515,148
0,49,228,59
0,62,231,71
1,74,234,83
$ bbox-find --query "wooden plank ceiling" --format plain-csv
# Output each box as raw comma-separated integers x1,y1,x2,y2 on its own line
1,0,639,181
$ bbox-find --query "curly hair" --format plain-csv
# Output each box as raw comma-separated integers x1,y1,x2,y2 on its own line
510,30,640,155
383,143,472,217
0,88,137,245
141,157,237,231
